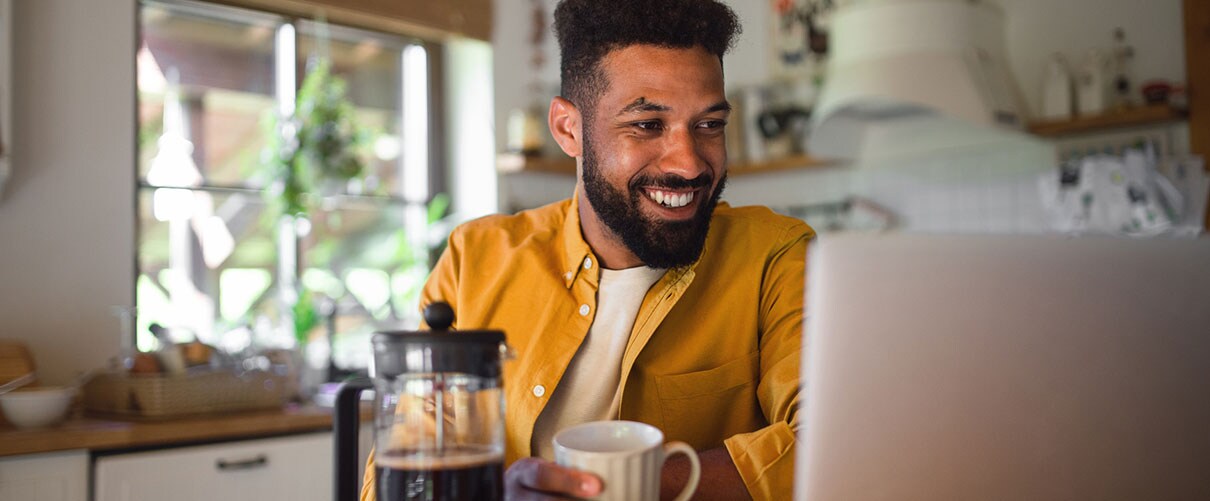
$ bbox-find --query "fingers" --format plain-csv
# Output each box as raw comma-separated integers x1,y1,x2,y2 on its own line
506,457,603,499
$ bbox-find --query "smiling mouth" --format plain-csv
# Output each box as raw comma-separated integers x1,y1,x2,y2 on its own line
644,188,696,209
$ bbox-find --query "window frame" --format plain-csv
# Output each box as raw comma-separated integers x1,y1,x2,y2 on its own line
134,0,448,371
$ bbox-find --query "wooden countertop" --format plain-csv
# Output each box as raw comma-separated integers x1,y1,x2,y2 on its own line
0,404,341,457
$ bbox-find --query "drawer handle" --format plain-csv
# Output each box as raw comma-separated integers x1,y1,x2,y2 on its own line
216,454,268,471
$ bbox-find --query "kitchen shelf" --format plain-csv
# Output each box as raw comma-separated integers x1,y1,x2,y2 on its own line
497,153,577,174
1027,104,1187,137
730,154,834,176
497,152,833,176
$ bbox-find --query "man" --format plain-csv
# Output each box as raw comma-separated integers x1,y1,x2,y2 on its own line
363,0,812,499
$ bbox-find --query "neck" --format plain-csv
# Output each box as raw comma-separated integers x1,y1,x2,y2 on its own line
576,183,644,270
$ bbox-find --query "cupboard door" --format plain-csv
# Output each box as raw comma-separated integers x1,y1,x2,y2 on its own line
94,432,331,501
0,450,89,501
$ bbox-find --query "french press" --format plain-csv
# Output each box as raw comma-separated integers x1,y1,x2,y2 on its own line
334,302,509,501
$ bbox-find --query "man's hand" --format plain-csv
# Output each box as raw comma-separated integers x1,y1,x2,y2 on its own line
505,448,748,500
505,457,604,500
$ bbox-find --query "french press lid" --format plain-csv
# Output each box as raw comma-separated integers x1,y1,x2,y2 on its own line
371,302,506,379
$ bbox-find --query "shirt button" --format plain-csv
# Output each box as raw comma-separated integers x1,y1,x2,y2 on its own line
532,385,546,397
564,271,573,281
583,257,593,270
579,304,590,316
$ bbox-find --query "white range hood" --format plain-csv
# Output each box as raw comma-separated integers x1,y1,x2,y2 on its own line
808,0,1033,160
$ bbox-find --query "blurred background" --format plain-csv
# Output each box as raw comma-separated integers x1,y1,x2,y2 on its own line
0,0,1205,390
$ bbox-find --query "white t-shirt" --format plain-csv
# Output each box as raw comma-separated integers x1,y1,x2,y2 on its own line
531,265,666,459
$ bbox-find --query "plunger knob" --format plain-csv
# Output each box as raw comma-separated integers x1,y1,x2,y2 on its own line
424,302,455,330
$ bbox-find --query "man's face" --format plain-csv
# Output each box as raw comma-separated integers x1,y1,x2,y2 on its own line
579,45,729,269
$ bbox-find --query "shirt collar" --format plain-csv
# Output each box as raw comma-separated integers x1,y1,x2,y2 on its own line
560,192,594,288
561,194,722,288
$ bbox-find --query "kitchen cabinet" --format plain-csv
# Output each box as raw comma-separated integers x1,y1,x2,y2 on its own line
1,406,375,501
0,450,89,501
94,432,331,501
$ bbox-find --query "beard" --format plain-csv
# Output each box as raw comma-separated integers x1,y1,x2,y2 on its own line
581,132,727,269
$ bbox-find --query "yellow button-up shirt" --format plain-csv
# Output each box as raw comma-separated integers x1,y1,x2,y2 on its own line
363,196,813,500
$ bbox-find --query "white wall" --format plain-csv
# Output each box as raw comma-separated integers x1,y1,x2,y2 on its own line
445,38,499,221
0,0,11,199
0,0,136,384
1000,0,1185,117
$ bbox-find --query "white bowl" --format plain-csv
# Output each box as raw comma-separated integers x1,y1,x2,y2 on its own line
0,386,76,429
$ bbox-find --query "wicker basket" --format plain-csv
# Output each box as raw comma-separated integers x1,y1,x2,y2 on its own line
83,371,289,418
0,339,36,386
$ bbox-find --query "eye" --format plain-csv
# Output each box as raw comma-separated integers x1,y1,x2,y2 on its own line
632,120,663,131
697,119,727,130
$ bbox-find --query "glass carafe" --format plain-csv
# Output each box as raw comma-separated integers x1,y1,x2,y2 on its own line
334,302,508,501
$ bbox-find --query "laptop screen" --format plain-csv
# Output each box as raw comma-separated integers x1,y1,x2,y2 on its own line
797,234,1210,501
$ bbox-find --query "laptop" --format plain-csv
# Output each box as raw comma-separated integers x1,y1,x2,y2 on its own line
797,234,1210,501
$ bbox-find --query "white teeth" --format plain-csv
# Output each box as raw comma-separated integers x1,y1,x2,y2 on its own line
646,190,694,208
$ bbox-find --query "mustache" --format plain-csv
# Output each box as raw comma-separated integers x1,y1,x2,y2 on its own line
629,173,712,191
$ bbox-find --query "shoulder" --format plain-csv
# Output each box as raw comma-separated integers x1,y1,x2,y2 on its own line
709,203,815,244
448,199,571,249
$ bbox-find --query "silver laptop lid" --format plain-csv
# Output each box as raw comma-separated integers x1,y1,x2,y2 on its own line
797,234,1210,501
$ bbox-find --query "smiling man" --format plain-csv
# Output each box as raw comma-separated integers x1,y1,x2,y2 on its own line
361,0,813,500
571,43,731,272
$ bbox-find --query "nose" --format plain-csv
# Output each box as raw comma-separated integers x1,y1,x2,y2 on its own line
656,127,712,181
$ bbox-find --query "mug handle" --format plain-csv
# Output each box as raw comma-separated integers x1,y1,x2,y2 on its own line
662,441,701,501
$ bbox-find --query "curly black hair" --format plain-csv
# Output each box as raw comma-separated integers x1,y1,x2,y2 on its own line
553,0,741,117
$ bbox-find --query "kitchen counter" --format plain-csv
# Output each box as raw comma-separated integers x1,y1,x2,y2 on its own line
0,404,342,457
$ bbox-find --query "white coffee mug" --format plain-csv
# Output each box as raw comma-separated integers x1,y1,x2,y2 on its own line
553,420,701,501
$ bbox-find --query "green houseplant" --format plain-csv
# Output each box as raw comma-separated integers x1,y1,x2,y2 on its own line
262,57,369,221
256,56,370,351
254,52,451,387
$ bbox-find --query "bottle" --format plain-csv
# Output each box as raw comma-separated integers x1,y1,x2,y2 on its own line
1111,28,1135,109
1076,49,1108,116
506,106,545,156
1040,53,1073,121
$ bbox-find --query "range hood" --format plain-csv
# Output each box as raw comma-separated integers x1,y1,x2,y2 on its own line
808,0,1032,160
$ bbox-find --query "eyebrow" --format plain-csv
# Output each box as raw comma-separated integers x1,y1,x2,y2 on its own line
617,98,732,116
704,100,732,114
619,97,668,115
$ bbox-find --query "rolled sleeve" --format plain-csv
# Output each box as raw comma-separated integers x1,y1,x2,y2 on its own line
725,222,811,499
724,421,797,500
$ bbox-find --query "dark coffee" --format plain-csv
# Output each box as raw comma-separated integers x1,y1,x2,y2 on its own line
377,448,504,501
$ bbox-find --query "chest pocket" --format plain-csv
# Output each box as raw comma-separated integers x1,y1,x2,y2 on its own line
653,351,764,450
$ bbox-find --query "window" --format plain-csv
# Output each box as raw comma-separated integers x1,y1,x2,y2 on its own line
136,0,443,375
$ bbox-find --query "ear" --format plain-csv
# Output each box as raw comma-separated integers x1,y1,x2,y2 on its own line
548,96,583,158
